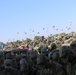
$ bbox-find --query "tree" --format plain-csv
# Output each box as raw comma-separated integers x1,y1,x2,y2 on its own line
26,38,32,43
34,36,42,40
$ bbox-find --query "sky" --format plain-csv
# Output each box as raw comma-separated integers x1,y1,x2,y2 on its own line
0,0,76,43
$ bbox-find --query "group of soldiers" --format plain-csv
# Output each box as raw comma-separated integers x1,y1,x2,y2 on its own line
0,42,76,75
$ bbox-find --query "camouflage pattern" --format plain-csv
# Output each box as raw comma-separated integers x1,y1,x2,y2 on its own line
48,49,60,63
59,46,72,75
1,58,20,75
37,54,67,75
1,32,76,75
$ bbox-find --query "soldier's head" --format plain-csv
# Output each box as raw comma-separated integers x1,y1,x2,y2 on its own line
29,51,37,62
37,54,50,69
27,50,33,59
38,45,44,54
49,50,60,62
20,59,29,72
70,42,76,50
4,59,12,68
51,43,57,50
60,46,71,58
40,47,47,55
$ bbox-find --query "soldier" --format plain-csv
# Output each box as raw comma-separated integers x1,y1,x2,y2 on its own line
40,47,48,56
15,54,22,70
48,43,60,63
5,52,17,69
48,49,60,63
50,43,57,51
60,46,72,75
20,53,28,63
48,43,57,56
37,54,67,75
20,52,37,75
27,50,38,75
70,42,76,57
38,45,44,54
27,50,33,60
1,58,20,75
29,51,37,66
20,58,29,75
70,42,76,75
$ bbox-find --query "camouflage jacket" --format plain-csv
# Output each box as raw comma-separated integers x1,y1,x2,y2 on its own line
37,62,67,75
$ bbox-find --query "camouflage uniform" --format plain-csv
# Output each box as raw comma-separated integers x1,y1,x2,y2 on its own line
37,54,67,75
1,59,20,75
50,43,57,51
60,46,72,75
48,43,60,63
15,55,21,70
40,47,48,56
70,42,76,75
27,50,38,75
48,49,60,63
20,58,29,75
